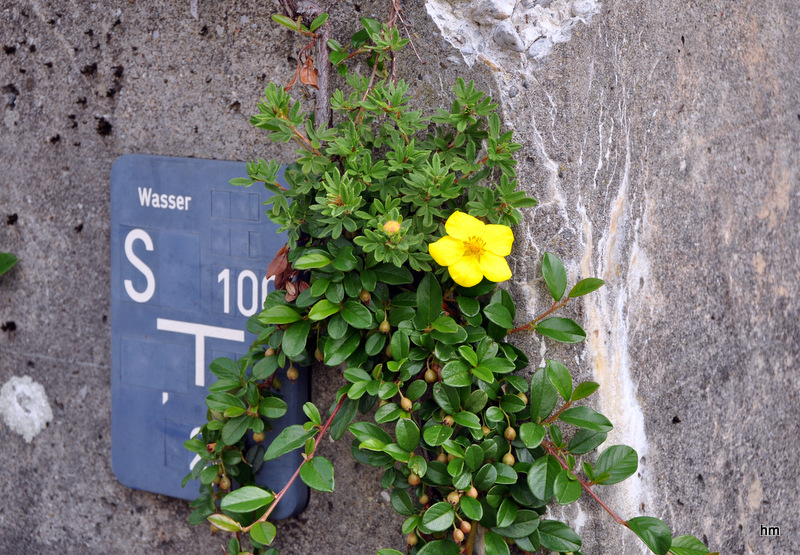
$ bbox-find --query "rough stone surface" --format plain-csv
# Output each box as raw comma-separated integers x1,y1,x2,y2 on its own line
1,1,799,555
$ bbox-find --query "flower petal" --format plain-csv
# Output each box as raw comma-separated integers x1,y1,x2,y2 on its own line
482,224,514,256
448,254,484,288
445,211,485,242
479,252,512,283
429,236,467,267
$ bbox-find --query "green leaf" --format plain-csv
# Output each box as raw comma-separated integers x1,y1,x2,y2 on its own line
323,331,361,366
535,318,586,343
595,445,638,485
220,486,274,512
542,252,567,301
303,402,322,426
250,521,277,546
471,364,495,383
416,540,460,555
483,531,510,555
390,488,415,516
670,535,711,555
294,252,332,269
207,513,242,532
559,406,613,432
252,355,278,380
526,455,560,501
441,360,472,387
210,358,240,380
546,359,572,401
458,345,479,366
409,454,427,477
395,419,420,452
519,422,546,449
282,319,310,358
452,411,481,429
259,397,288,419
264,425,316,460
568,428,607,455
464,445,484,471
0,253,18,276
496,497,517,528
308,298,341,320
484,303,513,329
529,367,559,422
300,456,335,492
207,393,244,412
423,424,453,446
627,516,672,555
572,381,600,401
271,13,300,30
569,277,605,297
309,12,329,31
492,510,540,539
373,263,413,284
421,502,455,532
259,305,302,324
432,315,458,333
341,300,373,329
538,520,582,552
390,330,410,360
417,273,443,326
554,470,582,504
474,463,498,490
221,415,250,445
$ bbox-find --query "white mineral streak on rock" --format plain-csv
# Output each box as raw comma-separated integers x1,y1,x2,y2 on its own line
0,375,54,443
425,0,600,69
578,98,653,542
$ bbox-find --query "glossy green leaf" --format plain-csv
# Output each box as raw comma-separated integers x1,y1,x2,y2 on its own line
542,252,567,301
210,357,240,380
271,13,300,30
530,367,559,422
250,521,277,546
496,497,517,528
259,305,302,324
221,415,249,445
595,445,638,485
538,519,582,552
416,540,460,555
535,317,586,343
259,397,288,419
519,422,546,449
293,252,332,269
342,300,373,329
669,535,711,555
421,502,455,532
527,455,560,501
554,469,582,504
390,488,415,516
572,381,600,401
569,277,605,298
0,253,18,276
492,510,540,539
417,273,443,325
220,486,274,512
282,320,310,358
395,419,420,452
441,360,472,387
559,406,613,432
423,424,453,446
308,299,341,320
484,531,510,555
484,303,513,329
207,513,241,532
546,359,572,401
252,355,278,380
627,516,672,555
264,425,316,461
300,456,335,492
567,428,607,455
309,12,329,31
323,331,361,366
460,494,483,519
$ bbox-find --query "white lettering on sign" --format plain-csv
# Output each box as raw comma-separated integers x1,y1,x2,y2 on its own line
156,318,244,387
137,187,192,211
217,268,274,317
124,229,156,303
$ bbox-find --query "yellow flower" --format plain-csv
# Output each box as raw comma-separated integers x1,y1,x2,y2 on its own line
428,211,513,287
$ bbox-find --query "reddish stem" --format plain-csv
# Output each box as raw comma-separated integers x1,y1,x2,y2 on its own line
542,442,628,527
507,297,570,334
244,394,348,530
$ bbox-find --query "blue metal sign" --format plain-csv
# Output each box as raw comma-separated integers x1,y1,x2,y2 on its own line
110,154,308,517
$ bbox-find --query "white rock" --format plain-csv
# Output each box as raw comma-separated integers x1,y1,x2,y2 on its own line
493,21,525,52
527,36,554,60
571,0,597,18
0,376,54,443
468,0,516,24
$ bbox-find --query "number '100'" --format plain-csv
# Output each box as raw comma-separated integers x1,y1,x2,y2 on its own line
217,268,273,317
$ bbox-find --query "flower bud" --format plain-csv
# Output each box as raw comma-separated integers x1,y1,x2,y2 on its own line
383,220,401,234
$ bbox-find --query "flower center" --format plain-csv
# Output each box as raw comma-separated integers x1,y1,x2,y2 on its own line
464,236,486,255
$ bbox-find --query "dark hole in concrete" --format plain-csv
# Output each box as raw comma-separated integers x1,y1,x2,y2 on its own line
80,62,98,76
3,45,16,55
200,25,209,36
85,29,94,37
1,321,17,332
49,134,61,144
74,222,83,233
112,65,124,78
29,44,36,53
76,96,87,105
7,213,18,225
672,415,681,423
44,61,53,68
96,116,112,136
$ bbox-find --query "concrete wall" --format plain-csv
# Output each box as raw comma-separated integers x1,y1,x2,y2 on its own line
1,0,797,553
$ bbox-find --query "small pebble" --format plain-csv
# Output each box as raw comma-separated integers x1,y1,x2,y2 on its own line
494,21,525,52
